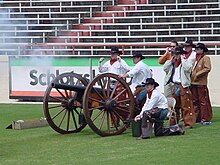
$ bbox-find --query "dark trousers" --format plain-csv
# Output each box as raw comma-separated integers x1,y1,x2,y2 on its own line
171,84,196,128
141,109,181,137
191,85,212,122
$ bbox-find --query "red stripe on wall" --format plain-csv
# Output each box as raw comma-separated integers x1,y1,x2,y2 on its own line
10,91,61,97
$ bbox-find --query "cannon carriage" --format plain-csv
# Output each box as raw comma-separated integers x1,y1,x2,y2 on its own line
43,72,137,137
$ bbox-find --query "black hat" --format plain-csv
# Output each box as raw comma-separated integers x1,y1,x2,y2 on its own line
173,46,187,55
110,47,122,55
183,39,196,48
195,43,208,52
142,78,159,87
132,51,145,59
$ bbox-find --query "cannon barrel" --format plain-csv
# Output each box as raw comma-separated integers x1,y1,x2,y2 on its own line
52,83,86,93
52,82,111,100
52,83,86,102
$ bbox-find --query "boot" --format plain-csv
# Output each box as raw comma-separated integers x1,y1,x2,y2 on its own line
169,124,185,135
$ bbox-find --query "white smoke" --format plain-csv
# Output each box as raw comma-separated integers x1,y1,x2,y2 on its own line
0,4,51,57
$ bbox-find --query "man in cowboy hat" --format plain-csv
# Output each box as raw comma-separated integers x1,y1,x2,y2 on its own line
191,43,212,123
121,51,152,93
163,46,196,129
134,78,184,140
183,39,196,61
98,46,130,76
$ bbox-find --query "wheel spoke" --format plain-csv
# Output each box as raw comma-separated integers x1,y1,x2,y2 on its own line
107,77,111,97
48,104,66,109
58,109,67,127
91,87,105,101
55,88,68,100
49,95,67,102
98,111,106,130
98,78,107,99
110,112,119,131
91,109,104,122
107,112,110,132
112,109,125,122
117,98,131,104
66,110,70,131
88,96,104,104
115,106,130,114
64,90,69,99
113,88,127,100
88,105,104,111
51,108,66,120
71,109,78,129
110,81,119,98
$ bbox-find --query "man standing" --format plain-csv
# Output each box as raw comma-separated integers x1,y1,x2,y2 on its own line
159,40,178,97
191,43,212,123
158,40,178,65
183,39,196,61
98,47,130,76
134,78,184,140
121,51,152,93
163,46,196,128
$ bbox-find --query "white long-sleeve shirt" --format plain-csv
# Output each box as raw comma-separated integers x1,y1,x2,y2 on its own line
126,60,152,92
98,59,130,76
140,89,168,117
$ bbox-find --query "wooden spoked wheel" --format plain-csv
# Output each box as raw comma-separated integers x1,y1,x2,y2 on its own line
43,72,89,134
83,73,135,137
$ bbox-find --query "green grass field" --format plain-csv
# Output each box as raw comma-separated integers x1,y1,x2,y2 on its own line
0,103,220,165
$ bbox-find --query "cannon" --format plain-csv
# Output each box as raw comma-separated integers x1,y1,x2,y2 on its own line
43,72,136,137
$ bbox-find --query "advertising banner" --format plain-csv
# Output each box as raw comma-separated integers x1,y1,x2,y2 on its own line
9,56,164,100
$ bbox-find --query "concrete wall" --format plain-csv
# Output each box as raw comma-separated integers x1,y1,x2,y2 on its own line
0,56,11,102
208,56,219,106
0,56,219,106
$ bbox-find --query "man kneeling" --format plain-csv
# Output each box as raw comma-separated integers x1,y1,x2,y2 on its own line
134,78,184,140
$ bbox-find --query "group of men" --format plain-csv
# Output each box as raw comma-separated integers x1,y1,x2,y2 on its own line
160,40,212,128
98,40,212,140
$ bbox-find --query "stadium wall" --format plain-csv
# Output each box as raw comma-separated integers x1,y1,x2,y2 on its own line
0,55,219,106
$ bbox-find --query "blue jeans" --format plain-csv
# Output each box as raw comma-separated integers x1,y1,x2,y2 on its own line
136,89,147,105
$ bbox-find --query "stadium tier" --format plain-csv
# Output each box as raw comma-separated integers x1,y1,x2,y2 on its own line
0,0,220,55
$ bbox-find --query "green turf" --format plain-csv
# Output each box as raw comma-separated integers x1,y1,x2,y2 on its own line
0,104,220,165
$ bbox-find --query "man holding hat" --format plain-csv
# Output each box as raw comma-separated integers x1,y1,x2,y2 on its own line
163,46,196,129
134,78,184,140
191,43,212,123
183,39,196,61
121,51,152,93
98,47,130,76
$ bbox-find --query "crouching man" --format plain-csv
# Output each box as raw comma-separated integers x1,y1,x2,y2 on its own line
134,78,184,140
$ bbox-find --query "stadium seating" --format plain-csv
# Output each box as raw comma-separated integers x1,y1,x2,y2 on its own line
0,0,220,55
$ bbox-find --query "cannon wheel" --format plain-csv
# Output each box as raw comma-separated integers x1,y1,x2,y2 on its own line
43,72,89,134
83,73,135,137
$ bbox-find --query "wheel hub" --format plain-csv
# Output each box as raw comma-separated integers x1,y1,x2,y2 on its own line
104,99,117,112
66,98,77,111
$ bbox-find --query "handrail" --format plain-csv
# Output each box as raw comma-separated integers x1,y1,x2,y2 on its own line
1,42,220,56
1,0,113,4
